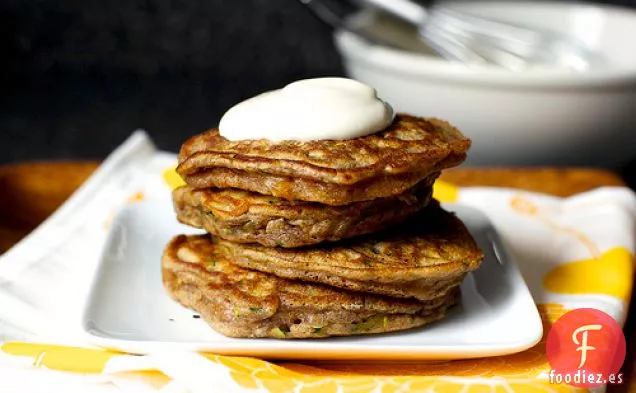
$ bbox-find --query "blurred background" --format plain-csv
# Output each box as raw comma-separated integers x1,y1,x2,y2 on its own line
2,0,636,171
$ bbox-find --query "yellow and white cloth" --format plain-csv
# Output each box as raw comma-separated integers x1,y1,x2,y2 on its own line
0,131,634,393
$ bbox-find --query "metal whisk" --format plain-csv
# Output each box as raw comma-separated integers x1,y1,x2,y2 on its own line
300,0,603,71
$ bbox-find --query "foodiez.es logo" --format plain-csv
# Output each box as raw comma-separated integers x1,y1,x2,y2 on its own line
546,308,626,388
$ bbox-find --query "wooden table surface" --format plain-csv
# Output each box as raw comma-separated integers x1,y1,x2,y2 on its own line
0,161,633,390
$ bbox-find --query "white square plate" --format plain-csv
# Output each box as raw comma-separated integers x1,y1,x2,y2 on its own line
82,199,542,360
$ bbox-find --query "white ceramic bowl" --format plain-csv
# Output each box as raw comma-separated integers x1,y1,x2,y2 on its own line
335,1,636,167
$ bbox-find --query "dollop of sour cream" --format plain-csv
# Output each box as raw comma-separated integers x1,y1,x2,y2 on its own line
218,78,394,142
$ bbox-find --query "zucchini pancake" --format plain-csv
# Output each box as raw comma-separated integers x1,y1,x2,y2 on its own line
176,115,470,206
163,78,483,339
172,173,436,248
163,235,460,339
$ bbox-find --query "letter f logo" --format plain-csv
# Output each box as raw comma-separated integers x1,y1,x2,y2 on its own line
572,324,602,368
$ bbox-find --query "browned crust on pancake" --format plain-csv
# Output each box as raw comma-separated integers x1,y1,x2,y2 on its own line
172,176,435,248
162,235,459,339
176,115,470,205
221,260,464,301
217,202,484,286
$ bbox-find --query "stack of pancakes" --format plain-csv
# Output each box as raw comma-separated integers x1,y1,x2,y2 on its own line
163,114,484,339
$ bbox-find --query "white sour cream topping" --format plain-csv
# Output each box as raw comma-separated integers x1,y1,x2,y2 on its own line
218,78,394,142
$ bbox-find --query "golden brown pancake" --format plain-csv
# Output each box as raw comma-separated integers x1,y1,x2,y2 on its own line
177,115,470,205
172,175,435,248
215,201,484,301
162,234,459,339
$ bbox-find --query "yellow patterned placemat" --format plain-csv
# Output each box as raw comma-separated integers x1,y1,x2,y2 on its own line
2,304,580,393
